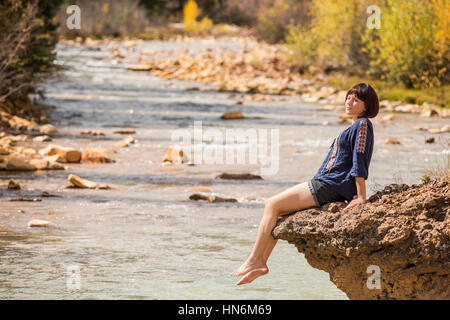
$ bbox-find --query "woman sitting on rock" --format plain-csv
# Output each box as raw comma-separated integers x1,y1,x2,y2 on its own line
230,83,379,286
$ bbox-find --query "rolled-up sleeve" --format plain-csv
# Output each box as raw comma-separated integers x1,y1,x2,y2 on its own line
350,119,372,179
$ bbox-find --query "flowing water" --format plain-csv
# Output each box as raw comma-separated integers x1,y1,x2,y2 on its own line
0,39,448,299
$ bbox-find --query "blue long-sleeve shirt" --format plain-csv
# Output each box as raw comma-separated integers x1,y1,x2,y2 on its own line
312,117,374,201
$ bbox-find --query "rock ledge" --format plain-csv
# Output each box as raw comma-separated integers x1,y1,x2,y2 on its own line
272,174,450,299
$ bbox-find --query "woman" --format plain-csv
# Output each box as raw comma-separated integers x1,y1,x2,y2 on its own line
230,83,379,286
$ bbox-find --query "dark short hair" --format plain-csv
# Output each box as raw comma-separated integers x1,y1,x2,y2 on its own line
345,83,379,118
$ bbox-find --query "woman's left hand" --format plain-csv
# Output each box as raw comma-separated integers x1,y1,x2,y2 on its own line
344,198,366,211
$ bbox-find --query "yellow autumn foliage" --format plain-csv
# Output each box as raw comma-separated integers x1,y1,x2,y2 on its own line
183,0,213,33
285,0,449,88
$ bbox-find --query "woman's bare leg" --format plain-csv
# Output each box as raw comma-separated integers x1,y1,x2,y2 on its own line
230,181,318,285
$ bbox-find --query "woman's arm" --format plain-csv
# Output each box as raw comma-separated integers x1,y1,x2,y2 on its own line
354,176,366,200
344,176,367,211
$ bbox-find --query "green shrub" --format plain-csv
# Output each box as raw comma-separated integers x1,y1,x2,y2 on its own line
284,0,372,73
0,0,62,103
256,0,310,44
363,0,450,88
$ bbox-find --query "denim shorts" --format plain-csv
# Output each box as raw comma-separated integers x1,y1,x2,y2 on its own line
308,179,346,207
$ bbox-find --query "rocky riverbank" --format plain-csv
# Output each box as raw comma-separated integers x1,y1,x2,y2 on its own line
272,174,449,300
60,35,450,117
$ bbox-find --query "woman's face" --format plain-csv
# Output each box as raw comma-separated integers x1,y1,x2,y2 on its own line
345,93,366,117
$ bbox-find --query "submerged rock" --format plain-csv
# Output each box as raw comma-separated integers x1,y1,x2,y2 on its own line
7,179,21,190
215,172,263,180
27,219,57,228
220,110,245,120
189,193,237,203
272,174,450,300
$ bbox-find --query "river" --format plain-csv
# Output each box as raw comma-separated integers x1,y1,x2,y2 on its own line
0,39,448,299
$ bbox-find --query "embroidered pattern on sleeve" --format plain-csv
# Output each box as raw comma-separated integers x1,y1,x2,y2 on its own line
356,120,367,153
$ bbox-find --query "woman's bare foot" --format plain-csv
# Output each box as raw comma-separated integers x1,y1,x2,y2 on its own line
236,266,269,286
230,258,265,277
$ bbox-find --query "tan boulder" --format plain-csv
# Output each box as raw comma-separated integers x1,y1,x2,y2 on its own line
8,116,39,131
67,174,110,189
0,147,10,155
21,148,38,157
11,134,32,141
48,161,65,170
45,154,66,163
81,148,114,163
29,159,49,170
428,125,449,134
6,157,37,171
68,173,99,189
40,145,81,163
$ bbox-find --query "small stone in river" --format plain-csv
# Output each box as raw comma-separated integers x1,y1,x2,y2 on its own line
221,110,245,119
27,219,57,228
80,130,105,136
7,179,20,190
161,144,189,164
114,136,135,148
67,173,110,189
420,109,439,117
113,129,136,134
383,138,401,145
33,135,52,142
67,173,99,189
8,197,41,202
128,64,152,71
39,124,58,134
